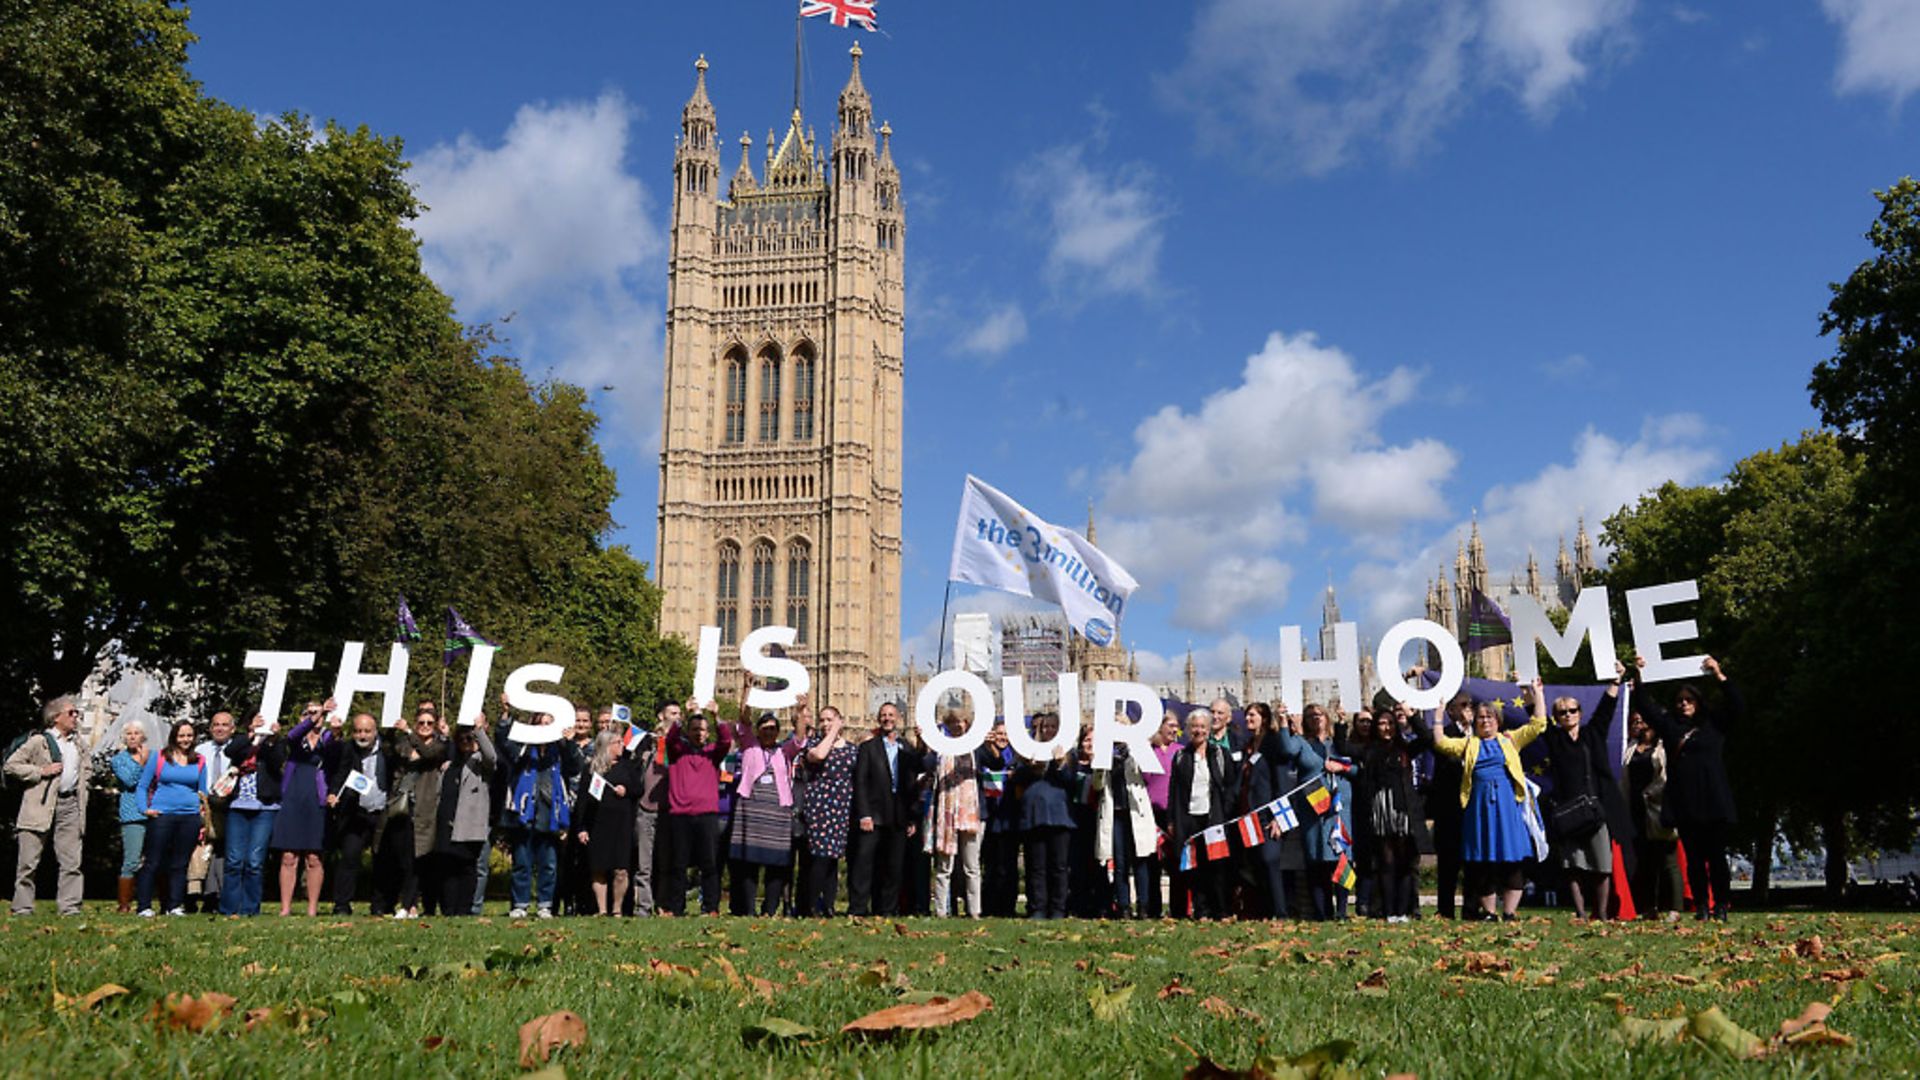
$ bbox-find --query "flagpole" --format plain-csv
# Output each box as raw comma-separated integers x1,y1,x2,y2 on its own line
793,1,803,116
933,581,954,673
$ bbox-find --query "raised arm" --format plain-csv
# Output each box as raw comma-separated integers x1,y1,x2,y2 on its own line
1509,678,1550,750
473,726,498,776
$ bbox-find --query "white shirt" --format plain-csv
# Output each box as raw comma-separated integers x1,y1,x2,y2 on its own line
1186,746,1210,816
55,732,79,794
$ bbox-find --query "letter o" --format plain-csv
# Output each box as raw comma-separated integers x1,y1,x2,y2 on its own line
1376,619,1465,711
915,669,993,757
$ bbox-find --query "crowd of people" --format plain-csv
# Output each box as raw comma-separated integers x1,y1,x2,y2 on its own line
5,655,1739,922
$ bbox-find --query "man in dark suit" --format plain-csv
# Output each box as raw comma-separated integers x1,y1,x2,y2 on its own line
848,702,920,916
1422,689,1472,919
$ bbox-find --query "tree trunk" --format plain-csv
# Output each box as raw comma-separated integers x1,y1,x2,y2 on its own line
1823,808,1850,905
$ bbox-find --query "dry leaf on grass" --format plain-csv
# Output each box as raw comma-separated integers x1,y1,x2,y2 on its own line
1088,983,1135,1022
841,990,992,1036
1158,978,1196,1000
1793,935,1825,960
1776,1001,1855,1049
517,1010,588,1068
150,991,237,1033
710,955,742,988
1199,996,1260,1021
52,983,129,1015
1356,968,1389,996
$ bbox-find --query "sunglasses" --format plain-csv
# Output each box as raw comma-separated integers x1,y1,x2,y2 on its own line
1553,707,1581,716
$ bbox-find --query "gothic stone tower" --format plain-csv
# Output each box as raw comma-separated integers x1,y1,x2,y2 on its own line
655,47,905,719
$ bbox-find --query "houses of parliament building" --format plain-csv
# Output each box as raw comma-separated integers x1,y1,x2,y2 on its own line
653,46,904,718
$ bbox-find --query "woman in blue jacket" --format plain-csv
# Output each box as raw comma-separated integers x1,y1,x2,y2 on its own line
109,723,151,912
136,720,208,916
1015,712,1074,920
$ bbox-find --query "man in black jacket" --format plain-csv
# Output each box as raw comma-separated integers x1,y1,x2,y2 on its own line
322,712,395,915
848,702,921,916
1424,690,1472,918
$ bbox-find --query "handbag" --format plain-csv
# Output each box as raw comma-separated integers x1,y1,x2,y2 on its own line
1549,792,1603,838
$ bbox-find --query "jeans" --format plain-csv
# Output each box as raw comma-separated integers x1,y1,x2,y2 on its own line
509,830,559,912
221,807,277,915
137,812,200,913
1112,831,1158,917
119,821,147,877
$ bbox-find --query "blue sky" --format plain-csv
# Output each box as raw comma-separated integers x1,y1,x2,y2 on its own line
185,0,1919,681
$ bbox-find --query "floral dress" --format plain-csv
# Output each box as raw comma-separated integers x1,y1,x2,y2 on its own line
801,739,856,861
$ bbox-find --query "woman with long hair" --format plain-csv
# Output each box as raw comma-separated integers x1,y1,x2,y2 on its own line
1622,706,1682,917
270,701,333,916
1298,704,1353,920
1360,704,1426,922
574,731,641,916
1636,655,1738,920
135,719,207,916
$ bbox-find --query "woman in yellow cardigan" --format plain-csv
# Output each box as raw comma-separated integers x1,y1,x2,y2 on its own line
1413,678,1546,921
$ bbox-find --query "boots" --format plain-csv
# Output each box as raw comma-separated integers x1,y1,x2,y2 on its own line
116,877,135,914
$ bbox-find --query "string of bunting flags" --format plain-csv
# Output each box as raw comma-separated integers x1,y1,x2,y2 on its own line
1178,772,1340,881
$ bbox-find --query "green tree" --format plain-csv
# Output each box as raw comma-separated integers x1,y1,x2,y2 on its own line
1598,435,1898,901
0,0,690,730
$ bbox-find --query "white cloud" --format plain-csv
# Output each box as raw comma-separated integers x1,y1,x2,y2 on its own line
1020,142,1166,298
1349,412,1719,631
1484,0,1636,116
1096,331,1456,632
956,303,1030,357
1822,0,1920,105
1539,353,1591,379
1157,0,1636,174
410,92,665,445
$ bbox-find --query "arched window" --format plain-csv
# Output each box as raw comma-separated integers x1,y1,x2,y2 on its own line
786,540,811,644
750,540,776,630
723,348,747,444
790,346,815,442
757,347,781,442
715,542,740,646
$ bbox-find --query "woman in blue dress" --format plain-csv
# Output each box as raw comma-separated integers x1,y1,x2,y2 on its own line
1415,679,1547,921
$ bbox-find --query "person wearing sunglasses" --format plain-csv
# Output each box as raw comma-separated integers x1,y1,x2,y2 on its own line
1539,663,1633,921
6,697,92,915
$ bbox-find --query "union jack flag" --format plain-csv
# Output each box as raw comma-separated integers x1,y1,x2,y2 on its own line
801,0,878,31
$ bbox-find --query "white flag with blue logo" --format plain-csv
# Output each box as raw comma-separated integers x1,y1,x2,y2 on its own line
947,475,1138,645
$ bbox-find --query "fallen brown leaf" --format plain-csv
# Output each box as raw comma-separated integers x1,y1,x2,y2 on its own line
841,990,992,1037
53,982,129,1015
1357,968,1389,992
1794,936,1826,961
710,955,743,988
150,991,237,1033
517,1010,588,1068
1158,978,1196,1000
1199,996,1260,1021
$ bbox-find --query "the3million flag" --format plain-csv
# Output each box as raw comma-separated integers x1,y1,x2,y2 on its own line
444,607,495,667
1464,588,1514,653
947,475,1139,647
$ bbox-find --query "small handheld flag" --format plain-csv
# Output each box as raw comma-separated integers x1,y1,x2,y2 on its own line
622,724,646,754
345,771,374,796
444,606,495,667
981,768,1008,797
612,704,633,726
1203,824,1230,862
1179,837,1198,872
396,594,422,645
588,774,608,801
1236,812,1263,848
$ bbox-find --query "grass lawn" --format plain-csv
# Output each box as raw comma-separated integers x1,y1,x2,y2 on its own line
2,907,1915,1078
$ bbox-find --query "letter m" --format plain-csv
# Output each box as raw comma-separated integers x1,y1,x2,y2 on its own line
1508,588,1616,683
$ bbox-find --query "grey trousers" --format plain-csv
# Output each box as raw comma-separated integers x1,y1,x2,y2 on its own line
631,808,659,916
203,806,225,899
13,796,85,914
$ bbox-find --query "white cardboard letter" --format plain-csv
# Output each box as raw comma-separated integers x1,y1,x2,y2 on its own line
1279,622,1361,714
1376,619,1464,710
328,642,411,730
914,668,993,757
244,650,315,734
1626,580,1706,683
741,625,811,709
1509,587,1616,684
692,625,722,706
1092,681,1164,773
454,643,497,728
503,663,573,745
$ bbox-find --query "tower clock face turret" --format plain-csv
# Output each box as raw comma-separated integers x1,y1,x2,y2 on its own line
655,48,904,721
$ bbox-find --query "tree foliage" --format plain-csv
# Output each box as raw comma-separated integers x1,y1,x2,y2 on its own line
0,0,690,730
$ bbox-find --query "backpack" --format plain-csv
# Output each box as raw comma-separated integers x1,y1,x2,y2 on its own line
2,731,60,789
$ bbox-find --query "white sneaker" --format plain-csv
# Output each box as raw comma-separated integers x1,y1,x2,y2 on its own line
508,907,528,919
165,907,186,917
536,907,553,919
138,909,155,918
